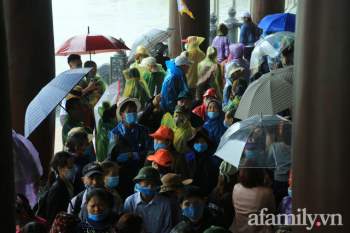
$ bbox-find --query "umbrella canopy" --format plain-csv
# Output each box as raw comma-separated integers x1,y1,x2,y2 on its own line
93,81,120,128
128,28,173,62
56,34,130,56
13,130,42,184
24,68,92,138
235,66,293,120
250,31,294,75
215,115,291,168
258,13,296,34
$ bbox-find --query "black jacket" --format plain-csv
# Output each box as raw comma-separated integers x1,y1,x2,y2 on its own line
46,178,73,224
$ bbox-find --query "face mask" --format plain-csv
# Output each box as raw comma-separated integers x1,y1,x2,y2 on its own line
88,211,108,222
117,153,130,163
154,142,167,151
106,176,120,189
64,168,76,182
207,111,219,119
125,112,138,125
135,183,157,197
245,150,258,160
182,204,205,222
288,187,292,197
193,143,208,153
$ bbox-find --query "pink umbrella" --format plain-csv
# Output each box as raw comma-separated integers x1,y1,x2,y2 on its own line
56,34,130,56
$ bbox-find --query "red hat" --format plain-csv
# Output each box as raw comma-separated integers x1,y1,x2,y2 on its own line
149,126,174,141
203,88,217,98
147,149,172,167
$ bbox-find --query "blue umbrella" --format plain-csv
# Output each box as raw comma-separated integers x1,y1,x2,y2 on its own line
24,68,91,138
258,13,296,34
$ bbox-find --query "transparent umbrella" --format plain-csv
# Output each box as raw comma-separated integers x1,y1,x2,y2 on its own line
215,115,291,169
250,32,295,75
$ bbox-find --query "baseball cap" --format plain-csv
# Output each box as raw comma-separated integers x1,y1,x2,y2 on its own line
82,163,103,177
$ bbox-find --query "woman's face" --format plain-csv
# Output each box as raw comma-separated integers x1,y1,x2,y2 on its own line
207,102,219,112
87,197,108,215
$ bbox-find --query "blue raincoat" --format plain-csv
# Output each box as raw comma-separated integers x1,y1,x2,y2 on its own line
203,113,227,148
160,60,189,113
108,122,152,199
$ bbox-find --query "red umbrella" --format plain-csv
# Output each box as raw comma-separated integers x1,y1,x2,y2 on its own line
56,34,130,56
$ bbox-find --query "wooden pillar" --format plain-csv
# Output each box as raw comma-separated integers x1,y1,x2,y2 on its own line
0,0,15,232
3,0,56,176
169,0,210,57
293,0,350,232
250,0,285,24
169,0,182,57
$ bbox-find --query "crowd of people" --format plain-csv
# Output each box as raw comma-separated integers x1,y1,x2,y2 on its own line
16,12,294,233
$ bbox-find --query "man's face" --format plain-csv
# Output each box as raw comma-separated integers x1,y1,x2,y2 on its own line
69,59,82,69
83,174,104,188
87,66,97,79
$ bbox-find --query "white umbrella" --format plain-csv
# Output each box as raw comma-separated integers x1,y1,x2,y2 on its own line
128,28,173,62
235,66,293,120
250,31,295,75
215,115,291,168
93,81,120,128
24,68,91,138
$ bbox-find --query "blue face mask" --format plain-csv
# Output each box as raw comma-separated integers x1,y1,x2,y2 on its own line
193,143,208,153
106,176,119,189
117,152,130,163
135,183,157,197
288,188,292,197
245,150,258,160
125,112,138,125
182,204,205,222
154,142,167,151
88,211,108,222
207,111,219,119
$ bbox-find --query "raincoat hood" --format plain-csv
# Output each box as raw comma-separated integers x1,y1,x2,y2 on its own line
166,59,184,77
205,46,218,63
186,36,205,50
229,43,245,60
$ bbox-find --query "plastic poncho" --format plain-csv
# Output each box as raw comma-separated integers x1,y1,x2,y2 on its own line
84,75,107,107
186,36,206,89
160,60,189,113
143,64,166,96
173,120,193,154
225,43,250,81
96,119,116,162
197,47,223,100
122,70,151,108
203,106,227,147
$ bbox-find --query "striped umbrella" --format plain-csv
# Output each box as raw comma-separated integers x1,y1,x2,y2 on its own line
235,66,293,120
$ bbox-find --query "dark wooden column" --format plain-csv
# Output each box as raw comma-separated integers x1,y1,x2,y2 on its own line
3,0,56,175
169,0,210,57
293,0,350,232
0,0,15,232
250,0,285,24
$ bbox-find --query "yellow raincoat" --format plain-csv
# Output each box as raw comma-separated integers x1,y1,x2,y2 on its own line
186,36,206,89
122,69,151,107
197,46,223,100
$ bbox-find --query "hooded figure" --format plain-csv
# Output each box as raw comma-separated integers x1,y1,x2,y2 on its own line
225,43,250,81
141,57,166,96
192,88,218,121
185,36,206,89
123,68,151,108
160,53,191,113
173,106,194,154
202,99,227,148
197,47,223,100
